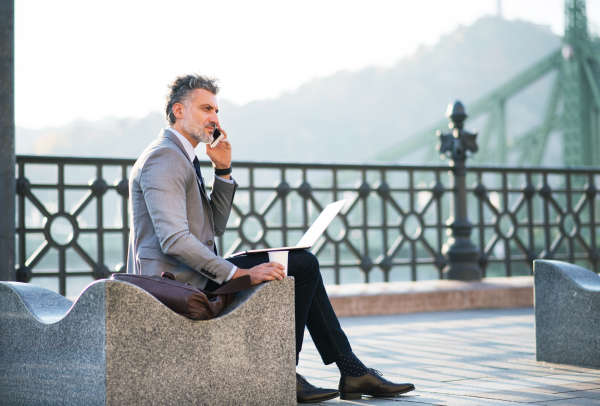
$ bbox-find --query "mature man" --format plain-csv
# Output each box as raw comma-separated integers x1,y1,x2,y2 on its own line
127,74,415,403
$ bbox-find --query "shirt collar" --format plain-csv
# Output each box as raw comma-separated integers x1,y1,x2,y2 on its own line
167,127,196,164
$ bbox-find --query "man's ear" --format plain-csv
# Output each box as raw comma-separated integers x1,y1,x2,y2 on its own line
172,103,185,120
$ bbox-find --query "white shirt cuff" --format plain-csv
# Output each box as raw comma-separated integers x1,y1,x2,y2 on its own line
225,265,237,282
214,174,234,184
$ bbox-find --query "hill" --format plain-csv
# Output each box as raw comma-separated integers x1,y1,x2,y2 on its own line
18,17,561,164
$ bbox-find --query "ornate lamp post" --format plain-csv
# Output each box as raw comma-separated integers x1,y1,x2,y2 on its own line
437,101,482,280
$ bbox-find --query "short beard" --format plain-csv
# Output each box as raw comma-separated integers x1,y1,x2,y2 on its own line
181,107,214,144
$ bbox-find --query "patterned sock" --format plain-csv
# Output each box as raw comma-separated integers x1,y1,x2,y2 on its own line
335,352,368,377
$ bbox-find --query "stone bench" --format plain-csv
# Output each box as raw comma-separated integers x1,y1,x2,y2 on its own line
0,277,296,406
534,260,600,367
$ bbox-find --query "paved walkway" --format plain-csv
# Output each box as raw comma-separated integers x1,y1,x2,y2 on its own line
296,308,600,405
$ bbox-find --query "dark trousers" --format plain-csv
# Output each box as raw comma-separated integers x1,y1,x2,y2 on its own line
204,250,352,365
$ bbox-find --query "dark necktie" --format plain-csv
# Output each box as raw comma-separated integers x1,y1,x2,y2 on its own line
192,156,207,195
193,156,217,255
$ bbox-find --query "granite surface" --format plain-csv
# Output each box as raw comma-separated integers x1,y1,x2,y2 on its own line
327,276,534,316
534,260,600,367
105,277,296,406
0,277,296,406
0,281,106,406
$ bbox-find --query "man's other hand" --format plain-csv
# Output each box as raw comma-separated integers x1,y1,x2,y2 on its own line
231,262,286,285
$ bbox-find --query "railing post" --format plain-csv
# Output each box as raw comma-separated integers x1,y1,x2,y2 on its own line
437,101,482,280
0,0,15,282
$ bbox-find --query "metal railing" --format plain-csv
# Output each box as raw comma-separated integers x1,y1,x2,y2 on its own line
15,155,600,296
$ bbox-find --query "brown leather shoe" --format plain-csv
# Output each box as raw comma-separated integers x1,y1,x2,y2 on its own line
338,368,415,400
297,373,339,403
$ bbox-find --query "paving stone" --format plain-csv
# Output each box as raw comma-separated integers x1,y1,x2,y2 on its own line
515,382,600,394
520,360,600,374
305,392,522,406
421,373,600,397
420,381,540,396
561,390,600,399
465,389,581,403
308,397,405,405
520,373,600,387
535,398,600,406
384,392,528,405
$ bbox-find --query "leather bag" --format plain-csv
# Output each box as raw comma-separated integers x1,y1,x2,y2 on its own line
110,272,253,320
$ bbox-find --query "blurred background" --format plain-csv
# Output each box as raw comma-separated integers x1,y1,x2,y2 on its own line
11,0,600,297
17,0,599,165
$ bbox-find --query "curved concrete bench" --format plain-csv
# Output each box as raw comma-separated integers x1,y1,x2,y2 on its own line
534,260,600,367
0,278,296,406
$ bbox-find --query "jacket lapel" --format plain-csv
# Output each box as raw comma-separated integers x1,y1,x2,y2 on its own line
162,128,191,159
161,129,210,201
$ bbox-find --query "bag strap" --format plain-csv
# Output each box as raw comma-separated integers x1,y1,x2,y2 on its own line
210,275,253,295
160,271,253,296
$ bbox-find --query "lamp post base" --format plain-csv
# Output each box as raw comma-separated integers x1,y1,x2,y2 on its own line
443,265,482,281
442,243,482,281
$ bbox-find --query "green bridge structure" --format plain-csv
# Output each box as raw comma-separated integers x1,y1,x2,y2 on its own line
381,0,600,167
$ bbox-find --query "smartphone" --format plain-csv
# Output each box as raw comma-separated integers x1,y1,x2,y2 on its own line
210,127,224,148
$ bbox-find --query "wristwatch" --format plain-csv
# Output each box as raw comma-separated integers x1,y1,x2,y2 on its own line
214,166,232,176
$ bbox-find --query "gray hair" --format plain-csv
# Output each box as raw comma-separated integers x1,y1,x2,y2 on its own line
165,74,220,125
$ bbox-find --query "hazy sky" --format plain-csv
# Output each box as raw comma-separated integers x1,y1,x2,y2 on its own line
15,0,600,129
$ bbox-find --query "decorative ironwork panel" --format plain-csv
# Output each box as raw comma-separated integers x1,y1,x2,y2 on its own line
218,163,451,285
16,156,132,296
468,167,600,276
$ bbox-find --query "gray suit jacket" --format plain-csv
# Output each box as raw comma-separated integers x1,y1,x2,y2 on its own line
126,129,238,289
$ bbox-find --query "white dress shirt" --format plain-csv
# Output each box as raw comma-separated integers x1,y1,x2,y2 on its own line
167,127,237,282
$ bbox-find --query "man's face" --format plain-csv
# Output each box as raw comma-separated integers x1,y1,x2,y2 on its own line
180,88,219,144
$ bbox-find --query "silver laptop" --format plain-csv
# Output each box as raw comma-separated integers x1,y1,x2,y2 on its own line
230,199,348,256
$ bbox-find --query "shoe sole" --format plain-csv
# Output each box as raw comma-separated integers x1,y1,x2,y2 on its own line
297,392,340,403
340,385,415,400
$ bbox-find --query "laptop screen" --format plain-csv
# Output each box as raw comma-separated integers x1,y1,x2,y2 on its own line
296,199,348,247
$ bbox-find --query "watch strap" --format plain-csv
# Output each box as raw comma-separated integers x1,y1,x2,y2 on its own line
214,166,232,176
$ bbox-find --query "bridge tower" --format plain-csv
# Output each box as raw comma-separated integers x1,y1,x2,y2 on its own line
562,0,600,165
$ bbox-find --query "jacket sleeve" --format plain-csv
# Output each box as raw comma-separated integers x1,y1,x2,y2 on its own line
139,147,234,284
209,176,238,237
